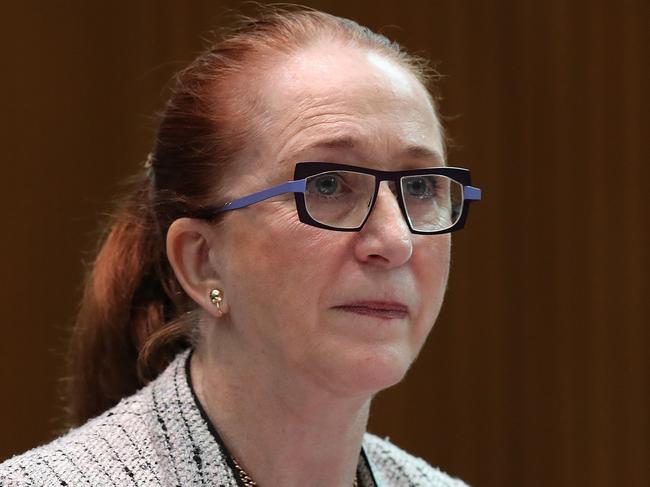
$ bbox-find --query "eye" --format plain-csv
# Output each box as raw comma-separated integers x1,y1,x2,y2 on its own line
314,175,339,195
404,176,436,199
307,173,350,198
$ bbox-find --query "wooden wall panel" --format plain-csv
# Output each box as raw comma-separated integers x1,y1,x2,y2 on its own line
1,1,647,485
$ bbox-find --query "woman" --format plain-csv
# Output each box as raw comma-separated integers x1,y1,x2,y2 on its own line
0,7,480,487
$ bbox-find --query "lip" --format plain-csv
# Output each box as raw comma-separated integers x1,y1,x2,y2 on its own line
334,301,409,320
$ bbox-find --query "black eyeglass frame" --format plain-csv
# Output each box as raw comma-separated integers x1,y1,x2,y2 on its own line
293,162,478,235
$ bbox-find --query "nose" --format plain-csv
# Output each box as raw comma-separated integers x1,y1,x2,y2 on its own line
353,181,413,268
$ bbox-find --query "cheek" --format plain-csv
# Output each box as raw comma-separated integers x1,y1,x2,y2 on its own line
411,235,451,340
262,208,338,284
219,206,345,323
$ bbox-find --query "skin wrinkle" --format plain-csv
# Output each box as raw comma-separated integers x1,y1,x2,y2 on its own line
269,110,440,176
274,106,361,162
269,111,442,176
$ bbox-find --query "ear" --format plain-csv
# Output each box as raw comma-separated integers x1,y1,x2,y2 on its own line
166,218,227,319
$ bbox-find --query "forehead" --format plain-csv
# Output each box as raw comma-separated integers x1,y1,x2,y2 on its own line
267,45,421,103
250,43,443,174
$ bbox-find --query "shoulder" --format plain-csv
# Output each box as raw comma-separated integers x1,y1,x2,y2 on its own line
363,432,469,487
0,384,158,486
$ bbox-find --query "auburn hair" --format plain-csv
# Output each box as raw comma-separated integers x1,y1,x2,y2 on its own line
64,6,440,427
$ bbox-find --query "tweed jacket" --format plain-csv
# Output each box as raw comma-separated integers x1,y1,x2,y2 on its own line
0,349,467,486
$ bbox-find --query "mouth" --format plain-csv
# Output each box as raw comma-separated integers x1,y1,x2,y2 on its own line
334,301,409,320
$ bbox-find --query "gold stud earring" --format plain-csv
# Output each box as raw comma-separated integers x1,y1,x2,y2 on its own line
209,289,224,315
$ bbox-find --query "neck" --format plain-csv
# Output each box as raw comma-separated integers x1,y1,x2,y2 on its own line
191,339,372,487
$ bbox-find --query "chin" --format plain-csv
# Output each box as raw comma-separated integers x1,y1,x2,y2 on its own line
336,344,413,396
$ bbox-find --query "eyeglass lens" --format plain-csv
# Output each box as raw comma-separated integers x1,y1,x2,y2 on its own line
304,170,463,232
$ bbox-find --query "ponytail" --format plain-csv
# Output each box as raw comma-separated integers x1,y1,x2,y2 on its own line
65,172,191,426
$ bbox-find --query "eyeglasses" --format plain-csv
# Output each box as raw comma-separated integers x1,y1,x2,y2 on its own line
196,162,481,235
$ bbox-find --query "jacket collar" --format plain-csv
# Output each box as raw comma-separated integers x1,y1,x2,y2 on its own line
149,348,379,486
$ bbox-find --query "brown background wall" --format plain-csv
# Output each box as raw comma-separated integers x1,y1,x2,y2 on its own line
1,1,647,486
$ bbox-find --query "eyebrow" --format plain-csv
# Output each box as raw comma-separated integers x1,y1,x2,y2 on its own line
303,136,445,165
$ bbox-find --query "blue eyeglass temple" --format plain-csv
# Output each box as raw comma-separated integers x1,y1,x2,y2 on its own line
217,178,481,213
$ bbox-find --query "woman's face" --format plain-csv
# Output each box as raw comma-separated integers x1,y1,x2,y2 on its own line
209,44,449,397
